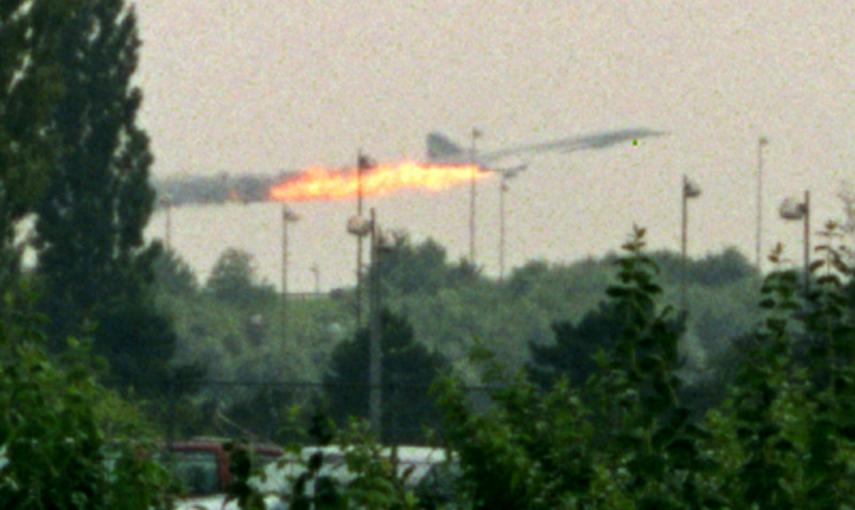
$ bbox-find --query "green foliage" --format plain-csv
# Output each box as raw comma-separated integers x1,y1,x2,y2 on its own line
527,302,623,389
324,311,449,444
433,226,855,509
206,247,276,309
797,223,855,506
0,0,70,290
434,358,593,510
32,0,176,394
226,420,425,510
724,244,802,508
0,296,171,509
153,247,199,297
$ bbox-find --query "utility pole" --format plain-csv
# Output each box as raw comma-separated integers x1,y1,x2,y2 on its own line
356,150,371,327
497,165,525,281
778,190,811,291
162,195,172,250
499,177,508,281
756,136,769,270
803,190,811,290
681,175,701,311
469,128,481,264
310,263,320,294
281,206,299,343
368,208,383,440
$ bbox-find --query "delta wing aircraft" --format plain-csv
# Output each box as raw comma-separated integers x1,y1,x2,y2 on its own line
155,127,664,206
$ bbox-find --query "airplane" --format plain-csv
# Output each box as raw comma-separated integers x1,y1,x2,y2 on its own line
153,127,664,206
426,127,666,170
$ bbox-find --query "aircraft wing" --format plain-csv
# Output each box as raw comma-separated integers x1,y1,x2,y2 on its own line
477,127,666,165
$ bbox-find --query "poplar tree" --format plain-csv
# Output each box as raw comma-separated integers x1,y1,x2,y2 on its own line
0,1,68,292
34,0,174,391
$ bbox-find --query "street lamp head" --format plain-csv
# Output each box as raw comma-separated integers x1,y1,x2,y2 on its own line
779,197,806,220
759,136,769,147
282,206,300,222
498,163,528,181
346,215,372,237
683,177,702,199
357,151,376,170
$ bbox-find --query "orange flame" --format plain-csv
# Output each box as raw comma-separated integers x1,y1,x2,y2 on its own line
268,162,490,202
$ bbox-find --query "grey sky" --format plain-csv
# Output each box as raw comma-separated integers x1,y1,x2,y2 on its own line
133,1,854,290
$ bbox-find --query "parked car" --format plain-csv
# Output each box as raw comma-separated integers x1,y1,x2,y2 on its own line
252,445,458,507
173,444,459,510
164,439,281,500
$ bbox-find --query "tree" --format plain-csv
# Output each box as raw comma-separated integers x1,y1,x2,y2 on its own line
323,310,448,444
205,247,275,308
0,298,172,510
375,233,449,295
33,0,174,390
153,248,198,297
0,1,69,293
526,302,623,389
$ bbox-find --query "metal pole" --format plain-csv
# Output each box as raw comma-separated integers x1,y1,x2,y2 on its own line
468,129,479,264
311,264,320,294
756,138,767,270
804,190,811,290
681,175,688,311
281,206,289,342
368,208,382,440
164,197,172,251
356,150,366,327
499,178,507,281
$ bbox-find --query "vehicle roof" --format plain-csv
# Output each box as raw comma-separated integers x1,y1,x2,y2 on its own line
166,440,282,455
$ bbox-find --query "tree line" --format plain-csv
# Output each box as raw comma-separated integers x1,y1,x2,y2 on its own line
2,1,854,507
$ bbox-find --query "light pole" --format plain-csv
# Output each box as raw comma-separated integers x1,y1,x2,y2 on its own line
779,190,811,289
160,194,173,250
310,263,320,294
756,136,769,270
347,210,384,439
497,165,526,281
355,150,373,327
281,205,300,342
681,175,701,310
368,208,382,441
469,128,481,264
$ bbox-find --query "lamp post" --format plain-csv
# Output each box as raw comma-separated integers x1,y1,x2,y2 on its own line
756,136,769,270
310,263,320,294
497,165,526,281
779,190,811,289
160,194,173,250
347,209,384,439
681,175,702,310
469,127,482,264
355,151,374,327
281,205,300,342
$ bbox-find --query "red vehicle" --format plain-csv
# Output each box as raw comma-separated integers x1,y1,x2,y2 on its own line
165,439,282,497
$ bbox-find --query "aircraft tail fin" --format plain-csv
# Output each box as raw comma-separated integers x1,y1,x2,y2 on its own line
426,132,465,161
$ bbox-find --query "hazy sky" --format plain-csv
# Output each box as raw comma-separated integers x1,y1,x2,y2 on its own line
133,1,854,290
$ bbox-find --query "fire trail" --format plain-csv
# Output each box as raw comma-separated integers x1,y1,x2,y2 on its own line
268,162,489,202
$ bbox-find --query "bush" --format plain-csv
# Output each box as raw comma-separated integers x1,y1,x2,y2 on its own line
0,296,172,509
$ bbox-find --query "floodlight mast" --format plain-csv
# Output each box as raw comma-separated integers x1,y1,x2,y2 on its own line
368,208,382,441
681,175,701,310
160,195,173,250
281,205,300,343
756,137,769,270
778,190,811,290
498,165,526,281
346,207,383,439
469,128,481,264
356,150,373,327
